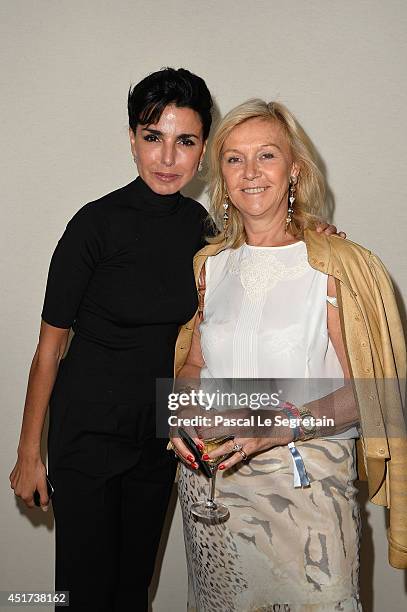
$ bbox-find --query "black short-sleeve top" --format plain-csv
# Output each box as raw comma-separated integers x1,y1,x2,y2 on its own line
41,177,208,397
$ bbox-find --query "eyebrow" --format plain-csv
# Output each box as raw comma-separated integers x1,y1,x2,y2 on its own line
142,128,200,139
223,143,282,155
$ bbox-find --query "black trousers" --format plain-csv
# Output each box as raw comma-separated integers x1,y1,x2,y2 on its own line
49,393,177,612
51,436,176,611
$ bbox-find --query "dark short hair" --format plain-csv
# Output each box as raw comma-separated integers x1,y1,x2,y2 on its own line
128,67,213,140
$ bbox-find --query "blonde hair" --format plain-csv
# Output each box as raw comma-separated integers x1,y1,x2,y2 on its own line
208,99,326,248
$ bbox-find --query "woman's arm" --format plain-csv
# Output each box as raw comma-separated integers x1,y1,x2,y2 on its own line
10,204,106,506
302,275,359,436
9,321,70,509
170,313,206,468
176,319,205,383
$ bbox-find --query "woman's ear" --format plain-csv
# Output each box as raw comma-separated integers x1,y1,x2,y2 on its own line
291,161,300,179
129,127,137,157
200,140,208,165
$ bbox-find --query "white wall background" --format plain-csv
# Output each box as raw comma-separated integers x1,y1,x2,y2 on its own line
1,1,406,610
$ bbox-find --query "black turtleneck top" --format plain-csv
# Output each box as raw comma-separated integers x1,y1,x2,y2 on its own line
41,177,208,401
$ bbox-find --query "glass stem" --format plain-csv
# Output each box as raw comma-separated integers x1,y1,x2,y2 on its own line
206,467,218,508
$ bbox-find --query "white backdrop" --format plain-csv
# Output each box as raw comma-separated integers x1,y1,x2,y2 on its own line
1,1,406,610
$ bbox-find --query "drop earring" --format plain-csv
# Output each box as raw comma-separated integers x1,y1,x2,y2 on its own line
286,175,297,229
133,155,138,164
198,160,203,173
223,194,230,237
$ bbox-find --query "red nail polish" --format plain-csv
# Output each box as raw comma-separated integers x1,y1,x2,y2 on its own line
218,464,225,470
197,442,204,451
202,454,210,460
192,463,198,469
186,454,194,462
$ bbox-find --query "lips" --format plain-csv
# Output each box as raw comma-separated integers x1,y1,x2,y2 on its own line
241,186,269,194
153,172,181,182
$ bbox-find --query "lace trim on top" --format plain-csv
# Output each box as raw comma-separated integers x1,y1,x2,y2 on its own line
228,245,309,301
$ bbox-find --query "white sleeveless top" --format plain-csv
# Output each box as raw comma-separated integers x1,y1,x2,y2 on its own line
199,241,358,440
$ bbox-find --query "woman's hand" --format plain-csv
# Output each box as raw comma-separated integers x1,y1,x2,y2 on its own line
205,414,294,472
9,451,49,511
316,222,346,238
169,434,203,471
169,401,206,471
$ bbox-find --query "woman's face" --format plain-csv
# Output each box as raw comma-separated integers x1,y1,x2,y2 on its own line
221,117,299,224
130,104,206,195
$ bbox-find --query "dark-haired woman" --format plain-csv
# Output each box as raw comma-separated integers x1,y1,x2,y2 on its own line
10,67,212,612
10,68,341,611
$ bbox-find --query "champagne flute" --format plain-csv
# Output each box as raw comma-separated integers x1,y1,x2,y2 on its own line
191,435,234,520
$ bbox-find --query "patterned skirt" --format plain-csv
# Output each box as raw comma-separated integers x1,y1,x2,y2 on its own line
178,439,362,612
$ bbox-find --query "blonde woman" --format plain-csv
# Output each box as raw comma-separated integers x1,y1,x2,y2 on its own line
170,100,407,611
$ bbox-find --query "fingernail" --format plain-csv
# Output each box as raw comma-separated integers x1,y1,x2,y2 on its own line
218,465,225,470
187,454,194,462
202,454,210,460
41,506,48,512
192,463,198,469
197,443,204,451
